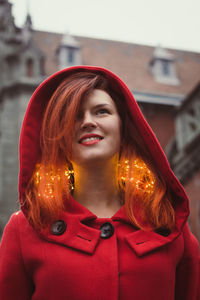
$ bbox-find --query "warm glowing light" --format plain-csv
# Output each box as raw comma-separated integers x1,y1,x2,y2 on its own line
33,164,74,199
118,158,155,194
33,158,155,200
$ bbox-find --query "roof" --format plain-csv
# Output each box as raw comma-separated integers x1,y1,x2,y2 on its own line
32,30,200,98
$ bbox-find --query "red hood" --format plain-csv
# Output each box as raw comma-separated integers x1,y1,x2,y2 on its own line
19,65,189,234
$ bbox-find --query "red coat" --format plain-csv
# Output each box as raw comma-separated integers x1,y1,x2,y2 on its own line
0,66,199,299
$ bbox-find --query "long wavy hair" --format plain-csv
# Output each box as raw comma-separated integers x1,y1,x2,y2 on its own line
25,71,175,231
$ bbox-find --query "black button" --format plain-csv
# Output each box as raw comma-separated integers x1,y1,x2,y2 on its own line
155,227,171,237
51,220,67,235
100,222,114,239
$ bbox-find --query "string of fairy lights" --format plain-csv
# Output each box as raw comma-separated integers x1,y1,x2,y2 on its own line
33,159,155,200
118,159,155,194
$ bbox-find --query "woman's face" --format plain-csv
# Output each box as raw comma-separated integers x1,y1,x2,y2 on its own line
71,89,122,166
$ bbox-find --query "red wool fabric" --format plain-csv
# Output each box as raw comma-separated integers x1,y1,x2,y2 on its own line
0,66,199,299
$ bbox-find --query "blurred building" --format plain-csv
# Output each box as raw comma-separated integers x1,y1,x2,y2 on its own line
0,0,200,240
166,83,200,239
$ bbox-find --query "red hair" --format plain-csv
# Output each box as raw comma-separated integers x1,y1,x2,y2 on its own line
26,72,175,231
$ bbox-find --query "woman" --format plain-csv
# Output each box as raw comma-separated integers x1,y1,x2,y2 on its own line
0,66,199,300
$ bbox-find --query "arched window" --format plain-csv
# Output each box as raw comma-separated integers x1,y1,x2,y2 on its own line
40,57,45,76
26,58,34,77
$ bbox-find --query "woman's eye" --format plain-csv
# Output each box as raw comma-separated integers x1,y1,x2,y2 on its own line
96,109,109,115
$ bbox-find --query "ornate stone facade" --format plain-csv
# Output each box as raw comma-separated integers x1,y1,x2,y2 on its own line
0,0,43,234
166,83,200,239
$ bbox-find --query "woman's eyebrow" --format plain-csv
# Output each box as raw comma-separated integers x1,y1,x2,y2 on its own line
93,103,111,109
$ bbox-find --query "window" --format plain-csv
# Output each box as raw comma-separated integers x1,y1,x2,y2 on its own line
68,48,74,64
40,57,44,76
162,60,170,76
26,58,33,77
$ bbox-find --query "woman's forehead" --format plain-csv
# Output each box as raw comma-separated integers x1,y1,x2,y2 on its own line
80,89,117,109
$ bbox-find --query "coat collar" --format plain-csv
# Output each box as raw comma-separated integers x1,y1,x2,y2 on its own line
124,229,181,256
38,196,185,257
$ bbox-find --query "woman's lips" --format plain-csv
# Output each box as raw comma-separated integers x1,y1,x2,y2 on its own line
81,140,101,146
80,138,102,146
78,134,103,144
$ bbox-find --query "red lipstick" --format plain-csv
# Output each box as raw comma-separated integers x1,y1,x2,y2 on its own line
78,134,103,146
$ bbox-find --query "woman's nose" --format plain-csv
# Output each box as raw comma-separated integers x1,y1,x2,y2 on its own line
80,112,97,130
